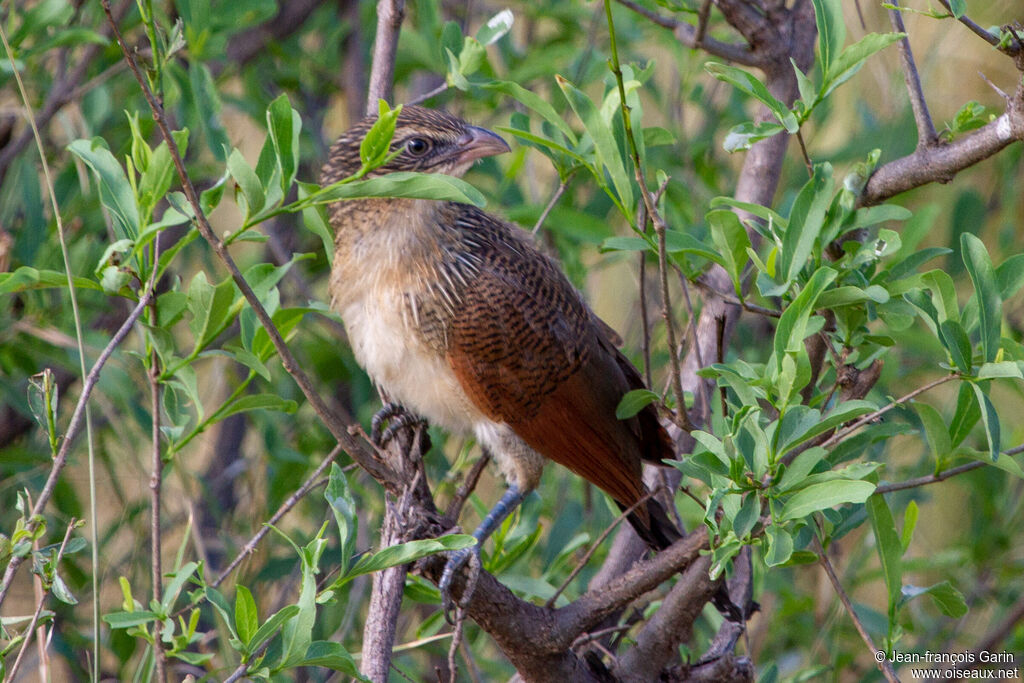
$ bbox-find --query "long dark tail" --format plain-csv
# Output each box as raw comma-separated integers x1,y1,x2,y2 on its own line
621,496,681,551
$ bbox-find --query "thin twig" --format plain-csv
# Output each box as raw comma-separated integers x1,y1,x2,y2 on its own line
148,292,166,682
532,172,575,235
100,0,399,493
0,289,155,608
605,0,695,432
366,0,406,114
875,461,986,494
612,0,756,65
813,535,900,683
406,82,450,107
6,520,77,682
444,452,491,522
820,374,960,449
888,8,938,147
687,272,780,319
546,492,653,608
211,445,343,588
935,0,1021,55
694,0,713,45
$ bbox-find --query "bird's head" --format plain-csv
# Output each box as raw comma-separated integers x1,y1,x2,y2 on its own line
321,106,510,184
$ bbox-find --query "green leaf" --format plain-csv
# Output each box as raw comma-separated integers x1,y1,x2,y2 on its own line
556,75,633,213
938,320,972,373
298,183,334,266
811,0,845,73
0,267,102,294
247,604,300,653
217,394,298,420
187,272,240,352
615,389,659,419
961,233,1002,362
723,120,786,152
816,285,890,308
360,100,400,169
773,267,838,373
948,383,980,448
968,382,1001,461
777,447,826,492
228,148,265,217
764,524,794,566
298,642,366,679
976,361,1024,380
267,94,302,193
325,464,357,577
705,63,798,133
103,610,160,628
780,164,833,285
235,585,258,647
914,402,951,461
68,137,140,239
778,480,876,521
313,171,485,207
347,535,476,580
901,500,919,552
901,581,968,617
822,33,904,101
707,209,752,294
947,0,967,18
160,561,198,613
996,253,1024,299
866,494,903,622
484,81,577,145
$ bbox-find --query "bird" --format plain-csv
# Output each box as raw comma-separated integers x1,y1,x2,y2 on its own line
319,105,682,603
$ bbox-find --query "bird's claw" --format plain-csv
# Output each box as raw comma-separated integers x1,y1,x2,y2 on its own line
439,546,480,625
370,402,428,447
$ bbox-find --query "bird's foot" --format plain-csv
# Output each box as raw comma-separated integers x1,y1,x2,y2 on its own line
439,545,481,625
370,402,428,447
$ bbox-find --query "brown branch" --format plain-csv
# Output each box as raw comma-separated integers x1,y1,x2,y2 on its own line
99,1,400,495
0,289,154,609
613,554,717,678
820,373,960,449
613,0,757,66
814,536,899,683
444,451,491,523
366,0,406,114
875,461,986,494
935,0,1022,56
888,9,938,147
362,501,408,682
149,296,166,682
861,85,1024,206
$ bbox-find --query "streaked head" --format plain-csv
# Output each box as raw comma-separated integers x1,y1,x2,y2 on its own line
321,106,510,184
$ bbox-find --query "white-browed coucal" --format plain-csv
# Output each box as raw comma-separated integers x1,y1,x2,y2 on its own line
320,106,681,598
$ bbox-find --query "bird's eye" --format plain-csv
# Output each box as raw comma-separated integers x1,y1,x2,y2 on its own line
406,137,431,157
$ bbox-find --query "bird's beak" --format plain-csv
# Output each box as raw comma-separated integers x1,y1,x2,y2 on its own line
454,125,511,165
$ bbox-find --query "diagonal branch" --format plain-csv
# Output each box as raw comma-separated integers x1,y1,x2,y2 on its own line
99,0,400,495
888,8,938,147
613,0,757,65
861,84,1024,206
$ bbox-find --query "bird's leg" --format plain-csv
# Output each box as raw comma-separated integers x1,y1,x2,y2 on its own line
439,484,528,621
370,402,428,447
